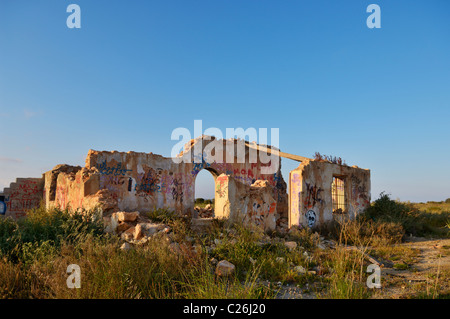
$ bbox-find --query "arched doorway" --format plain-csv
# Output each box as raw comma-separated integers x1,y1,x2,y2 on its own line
194,168,217,218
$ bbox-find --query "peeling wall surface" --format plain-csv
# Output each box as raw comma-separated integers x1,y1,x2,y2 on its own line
1,177,44,219
289,160,371,229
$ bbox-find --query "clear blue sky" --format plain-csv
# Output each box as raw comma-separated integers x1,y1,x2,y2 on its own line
0,0,449,202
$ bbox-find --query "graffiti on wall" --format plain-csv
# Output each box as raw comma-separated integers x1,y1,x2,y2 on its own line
5,179,43,218
192,153,211,176
131,166,189,205
215,175,228,198
171,177,184,204
96,161,132,176
246,199,277,229
303,182,324,209
0,196,7,215
351,174,369,206
135,168,162,193
306,210,316,228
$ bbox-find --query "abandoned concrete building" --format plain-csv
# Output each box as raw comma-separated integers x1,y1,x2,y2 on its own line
0,136,371,231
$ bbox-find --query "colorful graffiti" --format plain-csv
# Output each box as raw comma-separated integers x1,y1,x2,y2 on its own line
215,175,228,198
247,200,277,229
303,182,324,209
135,168,162,193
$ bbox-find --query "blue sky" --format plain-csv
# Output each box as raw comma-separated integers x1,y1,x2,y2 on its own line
0,0,449,202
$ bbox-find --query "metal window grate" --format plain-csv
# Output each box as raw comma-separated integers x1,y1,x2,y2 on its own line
332,176,346,213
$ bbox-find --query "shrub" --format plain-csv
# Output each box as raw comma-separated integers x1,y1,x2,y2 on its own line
364,192,449,238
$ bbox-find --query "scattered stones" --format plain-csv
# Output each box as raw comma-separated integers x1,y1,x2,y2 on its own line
294,265,307,274
134,223,144,240
114,211,140,223
215,260,235,276
137,222,167,237
121,226,135,241
194,204,214,218
284,241,298,250
117,222,132,233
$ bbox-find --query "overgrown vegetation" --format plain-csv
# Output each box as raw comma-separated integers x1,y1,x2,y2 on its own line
364,192,450,238
0,193,448,299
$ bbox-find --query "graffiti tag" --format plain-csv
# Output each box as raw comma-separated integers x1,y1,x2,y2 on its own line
96,161,132,176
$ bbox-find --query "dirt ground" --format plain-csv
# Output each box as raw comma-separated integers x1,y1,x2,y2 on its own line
373,237,450,299
276,236,450,299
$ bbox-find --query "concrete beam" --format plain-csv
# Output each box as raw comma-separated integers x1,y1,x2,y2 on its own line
244,142,312,163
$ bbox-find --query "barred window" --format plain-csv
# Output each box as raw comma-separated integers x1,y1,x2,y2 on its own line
332,176,347,213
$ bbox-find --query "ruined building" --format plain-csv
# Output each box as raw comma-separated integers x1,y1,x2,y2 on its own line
0,136,371,231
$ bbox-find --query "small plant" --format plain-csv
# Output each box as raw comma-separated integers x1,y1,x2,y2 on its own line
393,263,408,270
313,152,346,165
146,208,178,223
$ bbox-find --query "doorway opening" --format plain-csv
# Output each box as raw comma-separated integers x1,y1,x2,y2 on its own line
194,169,217,218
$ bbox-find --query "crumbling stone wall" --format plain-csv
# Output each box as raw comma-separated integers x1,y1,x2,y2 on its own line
45,136,289,223
44,165,103,212
1,177,44,219
215,174,278,231
289,159,371,229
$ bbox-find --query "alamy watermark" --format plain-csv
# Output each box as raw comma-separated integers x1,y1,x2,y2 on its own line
367,4,381,29
66,264,81,288
170,120,280,174
366,263,381,289
66,4,81,29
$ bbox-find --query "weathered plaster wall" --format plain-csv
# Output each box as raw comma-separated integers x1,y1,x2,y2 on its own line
47,136,288,221
1,177,44,219
215,174,277,232
289,160,370,229
84,150,194,215
45,165,103,212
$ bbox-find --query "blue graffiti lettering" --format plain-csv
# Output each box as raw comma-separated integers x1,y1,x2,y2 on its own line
96,161,132,176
